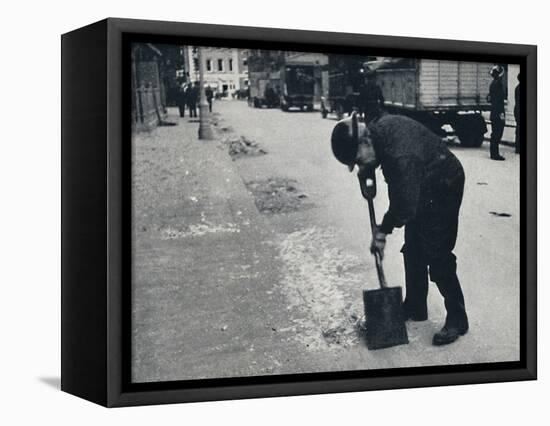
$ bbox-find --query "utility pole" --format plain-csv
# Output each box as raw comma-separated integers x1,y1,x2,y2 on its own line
197,46,214,140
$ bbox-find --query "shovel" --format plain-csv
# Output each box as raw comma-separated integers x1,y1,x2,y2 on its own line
359,173,409,350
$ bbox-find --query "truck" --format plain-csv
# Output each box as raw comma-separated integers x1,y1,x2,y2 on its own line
369,58,503,147
246,51,319,112
279,63,316,111
320,54,373,119
247,70,281,108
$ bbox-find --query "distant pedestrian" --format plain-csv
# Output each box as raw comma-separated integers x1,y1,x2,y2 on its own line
514,73,521,154
359,69,385,123
177,81,187,118
487,65,506,161
205,86,214,113
186,82,198,118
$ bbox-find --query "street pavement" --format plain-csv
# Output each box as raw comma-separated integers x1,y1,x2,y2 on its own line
132,100,520,383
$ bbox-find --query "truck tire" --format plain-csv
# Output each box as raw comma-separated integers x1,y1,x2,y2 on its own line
454,114,487,148
321,108,328,119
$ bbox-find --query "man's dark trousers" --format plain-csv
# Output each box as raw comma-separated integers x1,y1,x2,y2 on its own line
188,102,197,118
178,101,186,117
401,156,467,326
490,113,505,158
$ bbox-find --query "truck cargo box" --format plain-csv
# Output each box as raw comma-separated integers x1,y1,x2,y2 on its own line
369,58,506,147
373,58,498,112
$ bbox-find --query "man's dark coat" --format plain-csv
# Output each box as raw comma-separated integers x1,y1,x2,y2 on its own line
368,114,467,324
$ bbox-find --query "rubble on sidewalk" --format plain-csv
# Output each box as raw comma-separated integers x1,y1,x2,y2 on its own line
245,177,310,214
221,135,267,159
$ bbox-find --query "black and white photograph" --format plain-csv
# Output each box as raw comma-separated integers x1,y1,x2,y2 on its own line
4,0,547,422
130,43,522,383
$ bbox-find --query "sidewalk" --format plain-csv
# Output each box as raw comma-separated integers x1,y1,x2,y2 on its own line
131,108,328,382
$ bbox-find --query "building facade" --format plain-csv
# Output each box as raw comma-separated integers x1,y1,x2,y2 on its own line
184,46,248,96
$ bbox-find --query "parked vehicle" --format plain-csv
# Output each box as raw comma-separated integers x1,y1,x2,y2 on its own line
369,58,502,147
321,54,372,119
247,70,281,108
279,63,315,111
247,51,319,112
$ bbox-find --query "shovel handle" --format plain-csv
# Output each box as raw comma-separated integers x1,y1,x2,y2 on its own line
359,175,388,289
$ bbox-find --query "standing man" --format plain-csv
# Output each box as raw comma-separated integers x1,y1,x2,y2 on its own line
176,80,187,118
514,73,521,154
488,65,506,161
186,82,198,118
205,85,214,113
359,68,385,123
331,112,469,345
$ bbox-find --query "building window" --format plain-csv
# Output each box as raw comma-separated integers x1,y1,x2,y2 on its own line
206,59,212,72
217,59,224,72
229,59,233,71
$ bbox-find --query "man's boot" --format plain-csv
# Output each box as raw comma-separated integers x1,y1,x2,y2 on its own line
430,258,468,346
433,315,469,346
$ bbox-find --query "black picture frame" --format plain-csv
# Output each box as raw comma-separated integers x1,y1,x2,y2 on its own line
61,17,537,407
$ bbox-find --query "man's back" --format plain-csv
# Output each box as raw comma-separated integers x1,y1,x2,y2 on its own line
369,114,462,232
369,114,450,167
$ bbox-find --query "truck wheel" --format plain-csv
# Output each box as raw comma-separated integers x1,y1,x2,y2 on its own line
321,109,328,119
454,114,487,147
253,98,260,108
467,129,485,148
281,104,289,112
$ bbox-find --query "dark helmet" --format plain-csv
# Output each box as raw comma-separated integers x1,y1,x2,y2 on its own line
331,112,360,171
490,65,504,78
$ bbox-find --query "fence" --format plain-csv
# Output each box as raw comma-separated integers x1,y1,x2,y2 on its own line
132,85,166,131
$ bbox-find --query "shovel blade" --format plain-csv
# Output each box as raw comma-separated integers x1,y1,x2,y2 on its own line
363,287,409,350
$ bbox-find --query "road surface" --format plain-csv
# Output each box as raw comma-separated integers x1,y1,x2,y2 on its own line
132,100,520,383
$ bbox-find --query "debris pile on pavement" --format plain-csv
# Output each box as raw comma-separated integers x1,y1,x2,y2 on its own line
245,178,310,214
219,125,234,133
159,221,240,239
222,136,267,159
278,226,366,350
321,314,362,346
